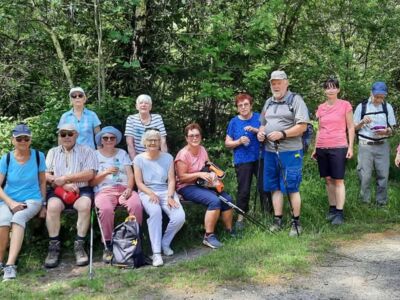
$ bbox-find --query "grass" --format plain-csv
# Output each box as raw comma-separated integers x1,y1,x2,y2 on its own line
1,148,400,299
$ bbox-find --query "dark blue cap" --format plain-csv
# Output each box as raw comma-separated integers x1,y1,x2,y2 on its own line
12,124,32,137
371,82,388,96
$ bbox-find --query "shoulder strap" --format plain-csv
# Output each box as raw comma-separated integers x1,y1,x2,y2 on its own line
35,149,40,168
285,93,296,113
382,101,389,127
360,99,368,120
1,152,11,189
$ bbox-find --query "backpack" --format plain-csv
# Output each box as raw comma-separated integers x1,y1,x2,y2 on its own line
1,149,40,189
111,216,146,268
358,99,390,141
264,93,314,152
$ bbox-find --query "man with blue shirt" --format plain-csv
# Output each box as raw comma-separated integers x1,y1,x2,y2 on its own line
354,82,396,207
58,87,101,149
225,93,272,230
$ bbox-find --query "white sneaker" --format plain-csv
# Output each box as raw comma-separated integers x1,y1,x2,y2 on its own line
152,254,163,267
162,246,174,256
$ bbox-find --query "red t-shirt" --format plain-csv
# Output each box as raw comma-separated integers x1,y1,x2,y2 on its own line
316,99,352,148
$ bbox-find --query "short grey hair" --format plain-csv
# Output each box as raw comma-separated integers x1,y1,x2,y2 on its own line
141,129,161,146
136,94,152,106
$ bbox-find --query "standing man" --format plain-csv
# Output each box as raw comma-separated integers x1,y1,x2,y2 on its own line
353,82,396,207
44,124,98,268
257,70,309,236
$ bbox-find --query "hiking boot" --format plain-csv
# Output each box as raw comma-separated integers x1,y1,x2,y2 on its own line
2,265,17,281
235,220,245,231
44,240,61,268
202,234,222,249
74,240,89,266
162,245,174,256
331,213,344,225
289,220,302,237
102,248,113,264
152,254,163,267
269,217,283,232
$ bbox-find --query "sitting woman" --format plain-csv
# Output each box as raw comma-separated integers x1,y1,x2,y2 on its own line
175,123,234,249
0,124,46,281
91,126,143,264
134,129,185,267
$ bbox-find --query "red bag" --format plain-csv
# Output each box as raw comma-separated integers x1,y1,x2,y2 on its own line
54,186,80,205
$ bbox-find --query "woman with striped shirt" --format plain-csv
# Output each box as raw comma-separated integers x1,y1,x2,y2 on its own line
125,94,167,160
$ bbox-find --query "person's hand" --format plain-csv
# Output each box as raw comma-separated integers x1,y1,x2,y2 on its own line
167,197,180,208
395,154,400,168
121,187,132,199
47,174,55,183
374,128,389,136
148,192,160,203
53,176,67,186
346,148,353,159
63,183,79,194
360,116,372,127
239,135,250,145
199,172,214,183
39,206,47,219
244,125,255,133
311,150,317,161
267,131,284,142
257,131,266,142
10,201,27,213
103,166,119,176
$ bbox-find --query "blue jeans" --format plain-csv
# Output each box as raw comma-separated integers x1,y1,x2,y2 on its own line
178,185,232,211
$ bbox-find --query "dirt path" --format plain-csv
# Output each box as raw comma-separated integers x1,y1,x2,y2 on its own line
161,231,400,300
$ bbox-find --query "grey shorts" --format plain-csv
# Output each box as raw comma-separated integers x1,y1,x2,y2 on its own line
0,200,42,228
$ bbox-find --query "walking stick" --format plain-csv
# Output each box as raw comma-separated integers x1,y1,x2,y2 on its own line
273,141,300,237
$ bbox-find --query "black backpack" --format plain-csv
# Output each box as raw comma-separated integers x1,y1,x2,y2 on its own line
358,99,390,141
111,216,146,268
264,93,314,152
1,149,40,189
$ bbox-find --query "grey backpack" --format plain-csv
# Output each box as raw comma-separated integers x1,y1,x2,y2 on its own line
111,216,146,268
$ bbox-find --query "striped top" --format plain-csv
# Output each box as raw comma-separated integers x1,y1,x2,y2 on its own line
46,144,98,187
124,113,167,154
58,108,101,149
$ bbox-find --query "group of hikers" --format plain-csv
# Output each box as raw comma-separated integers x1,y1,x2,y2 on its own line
0,70,398,281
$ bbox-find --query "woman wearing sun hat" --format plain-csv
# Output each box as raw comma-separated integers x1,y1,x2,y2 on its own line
58,87,101,149
91,126,142,263
0,124,46,281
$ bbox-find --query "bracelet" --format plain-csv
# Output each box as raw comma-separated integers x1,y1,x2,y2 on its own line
280,130,287,140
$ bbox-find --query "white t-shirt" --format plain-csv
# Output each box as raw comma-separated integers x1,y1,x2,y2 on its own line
94,149,132,193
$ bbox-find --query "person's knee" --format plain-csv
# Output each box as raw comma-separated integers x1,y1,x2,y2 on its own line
147,206,162,219
173,210,186,226
75,197,91,213
47,198,63,215
207,197,222,210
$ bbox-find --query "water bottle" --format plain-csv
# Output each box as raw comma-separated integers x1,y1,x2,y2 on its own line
243,131,250,147
112,158,121,182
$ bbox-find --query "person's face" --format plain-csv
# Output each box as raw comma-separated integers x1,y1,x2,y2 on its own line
270,79,289,100
145,135,161,151
101,134,117,148
324,84,340,99
237,99,252,117
136,100,152,114
12,135,31,150
70,93,87,107
186,129,202,147
59,130,77,149
372,94,385,105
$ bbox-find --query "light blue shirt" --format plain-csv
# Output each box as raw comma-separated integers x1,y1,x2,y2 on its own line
58,108,101,149
133,152,173,192
353,97,396,140
0,149,46,203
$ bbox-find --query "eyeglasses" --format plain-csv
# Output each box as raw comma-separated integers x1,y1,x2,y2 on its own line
71,94,84,99
148,139,160,143
237,103,250,108
15,136,31,142
59,131,75,138
145,127,160,132
102,136,116,141
187,134,201,139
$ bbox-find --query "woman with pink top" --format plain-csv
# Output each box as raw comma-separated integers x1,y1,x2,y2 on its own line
311,77,355,225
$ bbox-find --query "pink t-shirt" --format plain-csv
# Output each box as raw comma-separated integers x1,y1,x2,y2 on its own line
175,145,208,190
316,99,352,148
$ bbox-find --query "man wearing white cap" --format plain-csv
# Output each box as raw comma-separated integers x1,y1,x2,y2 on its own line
58,87,101,149
257,70,310,236
44,123,98,268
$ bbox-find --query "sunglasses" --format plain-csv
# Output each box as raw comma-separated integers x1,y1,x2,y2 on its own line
102,136,116,141
59,131,75,138
15,136,31,142
71,94,84,99
187,134,201,139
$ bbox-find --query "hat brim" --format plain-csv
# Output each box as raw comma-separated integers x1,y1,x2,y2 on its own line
13,133,32,137
95,128,122,146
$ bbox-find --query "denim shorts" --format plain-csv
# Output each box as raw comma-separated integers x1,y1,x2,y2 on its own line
263,150,303,193
47,186,93,209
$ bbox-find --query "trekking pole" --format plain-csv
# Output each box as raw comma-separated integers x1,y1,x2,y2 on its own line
273,141,300,237
217,193,273,233
89,208,94,279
